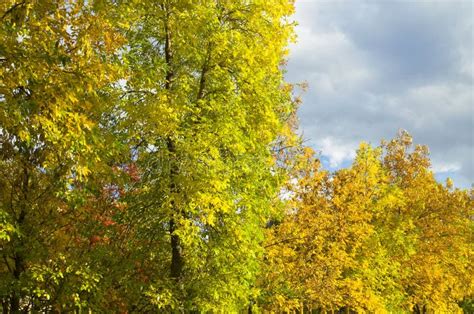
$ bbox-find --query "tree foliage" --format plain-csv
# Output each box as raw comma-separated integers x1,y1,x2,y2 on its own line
0,0,297,311
261,131,473,313
0,1,471,313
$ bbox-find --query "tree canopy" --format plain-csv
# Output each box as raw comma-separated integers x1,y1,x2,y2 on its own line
261,131,473,313
1,1,472,313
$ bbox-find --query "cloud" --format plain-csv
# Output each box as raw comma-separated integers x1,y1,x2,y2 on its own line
431,161,462,173
287,0,473,187
316,137,357,168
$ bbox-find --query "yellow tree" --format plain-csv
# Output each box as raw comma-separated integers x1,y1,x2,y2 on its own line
260,132,473,313
261,144,402,312
382,131,474,313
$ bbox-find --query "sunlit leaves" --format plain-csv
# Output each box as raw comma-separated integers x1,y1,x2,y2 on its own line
260,132,473,312
2,0,469,312
1,0,297,312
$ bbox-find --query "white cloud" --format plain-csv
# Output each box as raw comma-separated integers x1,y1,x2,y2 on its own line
317,137,357,168
431,161,462,173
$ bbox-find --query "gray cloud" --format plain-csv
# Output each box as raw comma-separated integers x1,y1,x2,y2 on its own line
288,0,473,187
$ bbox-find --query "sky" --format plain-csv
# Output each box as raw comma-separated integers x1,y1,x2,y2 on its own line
286,0,473,188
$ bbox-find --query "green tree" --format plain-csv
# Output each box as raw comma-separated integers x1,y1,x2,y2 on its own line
115,0,296,310
1,0,298,312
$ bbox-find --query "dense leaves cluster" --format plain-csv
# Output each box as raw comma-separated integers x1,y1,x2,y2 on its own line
0,0,296,311
262,131,473,313
0,0,472,312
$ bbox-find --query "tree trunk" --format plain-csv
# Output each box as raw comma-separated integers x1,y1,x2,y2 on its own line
10,165,29,312
162,3,183,281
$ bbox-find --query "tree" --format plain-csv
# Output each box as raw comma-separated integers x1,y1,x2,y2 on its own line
0,0,126,311
261,145,401,312
381,131,473,312
260,132,473,313
1,0,298,311
115,0,296,310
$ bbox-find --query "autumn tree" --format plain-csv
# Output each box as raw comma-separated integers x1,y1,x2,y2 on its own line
113,0,297,311
260,132,473,313
0,0,127,311
1,0,298,312
381,131,473,312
